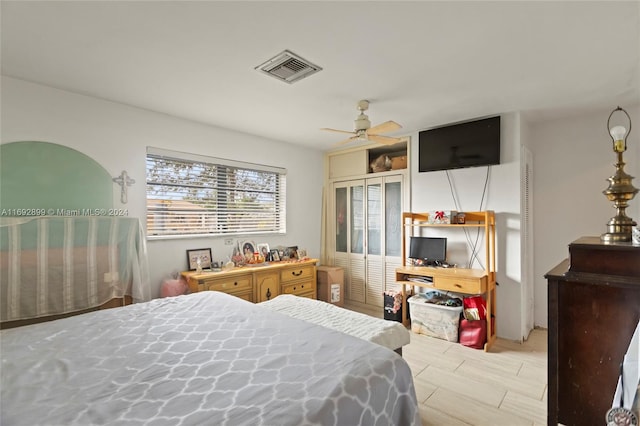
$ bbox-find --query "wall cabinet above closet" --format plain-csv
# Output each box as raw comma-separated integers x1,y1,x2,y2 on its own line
328,140,408,179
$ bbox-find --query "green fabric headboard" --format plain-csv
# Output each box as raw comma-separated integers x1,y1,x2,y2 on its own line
0,141,113,213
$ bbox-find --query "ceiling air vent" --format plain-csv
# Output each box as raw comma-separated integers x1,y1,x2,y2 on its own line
255,50,322,84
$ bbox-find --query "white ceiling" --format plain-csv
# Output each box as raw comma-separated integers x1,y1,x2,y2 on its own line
2,1,639,151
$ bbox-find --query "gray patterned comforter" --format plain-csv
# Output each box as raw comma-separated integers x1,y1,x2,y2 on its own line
1,291,420,426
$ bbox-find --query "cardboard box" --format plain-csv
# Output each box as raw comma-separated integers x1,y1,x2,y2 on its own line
408,294,463,342
317,266,344,307
391,156,407,170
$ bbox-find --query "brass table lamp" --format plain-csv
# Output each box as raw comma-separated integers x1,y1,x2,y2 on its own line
601,106,638,242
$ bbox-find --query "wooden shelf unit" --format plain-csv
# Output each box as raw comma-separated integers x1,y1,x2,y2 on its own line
396,211,496,351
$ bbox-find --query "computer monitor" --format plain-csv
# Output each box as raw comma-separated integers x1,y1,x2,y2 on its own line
409,236,447,266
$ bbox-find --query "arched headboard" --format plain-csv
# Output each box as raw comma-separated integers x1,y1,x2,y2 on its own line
0,141,113,212
0,141,150,327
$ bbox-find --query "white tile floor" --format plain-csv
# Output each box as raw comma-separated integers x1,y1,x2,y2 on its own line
404,328,548,426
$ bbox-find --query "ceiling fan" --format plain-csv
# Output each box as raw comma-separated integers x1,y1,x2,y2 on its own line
321,100,402,145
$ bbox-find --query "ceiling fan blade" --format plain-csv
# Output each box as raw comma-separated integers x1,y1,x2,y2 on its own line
321,128,356,135
335,135,359,146
367,120,402,135
368,134,402,145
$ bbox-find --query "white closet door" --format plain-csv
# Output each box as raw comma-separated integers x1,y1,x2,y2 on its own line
366,178,383,307
332,174,404,308
334,180,365,304
383,176,403,292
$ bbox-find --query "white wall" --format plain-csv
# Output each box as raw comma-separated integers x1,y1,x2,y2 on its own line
1,76,325,298
409,113,524,341
530,105,640,328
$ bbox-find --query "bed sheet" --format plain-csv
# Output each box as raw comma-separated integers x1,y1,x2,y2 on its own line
1,291,420,426
260,294,411,351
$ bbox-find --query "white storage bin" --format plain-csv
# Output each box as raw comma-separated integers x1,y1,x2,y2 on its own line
408,294,463,342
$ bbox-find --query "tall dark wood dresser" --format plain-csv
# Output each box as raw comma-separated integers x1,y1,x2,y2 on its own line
546,237,640,426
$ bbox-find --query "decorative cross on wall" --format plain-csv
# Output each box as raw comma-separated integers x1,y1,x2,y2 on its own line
112,171,135,204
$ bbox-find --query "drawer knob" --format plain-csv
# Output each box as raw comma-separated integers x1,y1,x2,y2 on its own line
266,288,271,299
234,282,238,286
292,270,303,276
454,284,462,288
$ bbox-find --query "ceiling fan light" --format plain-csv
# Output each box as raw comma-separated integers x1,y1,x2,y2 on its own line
354,113,370,132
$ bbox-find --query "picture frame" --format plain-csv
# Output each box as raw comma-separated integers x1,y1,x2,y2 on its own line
257,243,270,260
286,246,298,260
186,248,212,271
270,249,280,262
240,240,256,258
296,248,308,259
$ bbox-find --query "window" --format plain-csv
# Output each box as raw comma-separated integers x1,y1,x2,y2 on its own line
146,147,286,238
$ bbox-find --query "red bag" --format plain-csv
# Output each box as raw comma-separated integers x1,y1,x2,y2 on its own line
459,318,487,349
463,295,486,320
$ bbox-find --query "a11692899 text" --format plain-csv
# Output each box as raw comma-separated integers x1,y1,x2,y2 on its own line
0,208,129,217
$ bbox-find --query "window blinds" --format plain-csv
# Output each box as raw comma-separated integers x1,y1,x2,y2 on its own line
146,148,286,238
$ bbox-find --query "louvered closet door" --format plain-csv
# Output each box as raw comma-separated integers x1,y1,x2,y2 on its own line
366,179,383,307
382,176,403,294
334,181,365,304
333,175,404,309
366,176,403,308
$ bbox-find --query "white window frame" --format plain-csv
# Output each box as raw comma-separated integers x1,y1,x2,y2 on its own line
146,147,286,239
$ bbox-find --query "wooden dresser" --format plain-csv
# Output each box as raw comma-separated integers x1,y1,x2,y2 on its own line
546,237,640,426
181,259,318,303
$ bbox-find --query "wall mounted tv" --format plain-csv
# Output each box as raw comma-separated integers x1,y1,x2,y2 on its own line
418,115,501,172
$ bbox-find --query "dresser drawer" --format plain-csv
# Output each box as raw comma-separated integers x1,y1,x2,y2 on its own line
281,280,314,296
205,275,253,293
233,289,254,303
280,265,314,283
435,276,486,294
293,290,316,300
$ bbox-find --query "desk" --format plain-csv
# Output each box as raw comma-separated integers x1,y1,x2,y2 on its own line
395,265,496,351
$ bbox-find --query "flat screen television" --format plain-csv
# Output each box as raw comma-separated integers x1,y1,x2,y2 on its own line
418,116,501,172
409,236,447,266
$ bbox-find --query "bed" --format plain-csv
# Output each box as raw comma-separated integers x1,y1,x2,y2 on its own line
259,294,411,354
1,291,421,426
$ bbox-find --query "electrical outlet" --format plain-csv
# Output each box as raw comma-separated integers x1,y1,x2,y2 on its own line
224,238,234,246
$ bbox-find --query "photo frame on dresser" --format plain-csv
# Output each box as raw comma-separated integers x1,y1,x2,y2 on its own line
186,248,212,271
270,249,280,262
240,240,256,258
257,243,270,260
286,246,298,260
